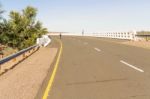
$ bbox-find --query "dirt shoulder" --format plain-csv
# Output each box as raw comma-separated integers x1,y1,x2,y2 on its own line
0,41,58,99
121,41,150,49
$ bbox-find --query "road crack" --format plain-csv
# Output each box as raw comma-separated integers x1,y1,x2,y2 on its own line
66,78,127,86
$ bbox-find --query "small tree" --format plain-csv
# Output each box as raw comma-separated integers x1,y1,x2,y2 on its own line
2,6,48,50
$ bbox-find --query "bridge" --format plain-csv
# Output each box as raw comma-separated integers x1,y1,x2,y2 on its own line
48,30,146,41
0,34,150,99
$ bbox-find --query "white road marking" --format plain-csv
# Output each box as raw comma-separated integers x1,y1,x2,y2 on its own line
120,60,144,72
94,48,101,52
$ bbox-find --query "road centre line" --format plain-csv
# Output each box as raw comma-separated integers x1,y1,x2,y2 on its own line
120,60,144,73
94,48,101,52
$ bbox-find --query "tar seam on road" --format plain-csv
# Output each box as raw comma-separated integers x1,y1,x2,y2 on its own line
42,39,63,99
120,60,144,73
94,48,101,52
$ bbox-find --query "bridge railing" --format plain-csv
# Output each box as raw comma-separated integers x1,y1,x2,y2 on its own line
92,32,134,40
0,45,39,75
48,31,136,40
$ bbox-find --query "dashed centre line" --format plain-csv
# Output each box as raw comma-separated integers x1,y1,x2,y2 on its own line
94,48,101,52
120,60,144,73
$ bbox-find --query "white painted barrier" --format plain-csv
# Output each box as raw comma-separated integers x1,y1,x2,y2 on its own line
36,35,51,47
91,31,135,40
48,31,138,41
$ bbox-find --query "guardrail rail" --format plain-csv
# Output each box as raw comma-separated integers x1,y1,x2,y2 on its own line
0,45,39,75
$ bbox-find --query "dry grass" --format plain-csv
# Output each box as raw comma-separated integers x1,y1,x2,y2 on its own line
3,47,17,56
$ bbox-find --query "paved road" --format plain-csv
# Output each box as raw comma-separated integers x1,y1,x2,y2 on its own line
48,36,150,99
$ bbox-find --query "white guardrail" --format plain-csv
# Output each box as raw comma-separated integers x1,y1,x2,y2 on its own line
91,31,136,40
48,31,137,40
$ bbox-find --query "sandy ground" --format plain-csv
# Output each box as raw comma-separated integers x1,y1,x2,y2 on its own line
122,41,150,49
0,47,57,99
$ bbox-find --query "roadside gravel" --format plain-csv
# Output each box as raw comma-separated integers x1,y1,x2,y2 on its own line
122,41,150,49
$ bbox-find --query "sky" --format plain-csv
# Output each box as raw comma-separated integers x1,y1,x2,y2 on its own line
1,0,150,33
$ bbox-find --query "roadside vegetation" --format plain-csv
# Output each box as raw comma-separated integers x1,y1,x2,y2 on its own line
0,5,48,50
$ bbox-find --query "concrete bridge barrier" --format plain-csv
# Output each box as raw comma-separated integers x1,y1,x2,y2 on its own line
92,31,134,40
48,31,141,41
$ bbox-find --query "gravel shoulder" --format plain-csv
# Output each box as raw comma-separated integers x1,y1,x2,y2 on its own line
122,41,150,49
0,47,58,99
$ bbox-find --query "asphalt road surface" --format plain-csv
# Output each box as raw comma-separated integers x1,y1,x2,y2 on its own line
47,36,150,99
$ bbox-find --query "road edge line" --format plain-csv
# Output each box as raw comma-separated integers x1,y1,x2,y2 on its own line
42,39,63,99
